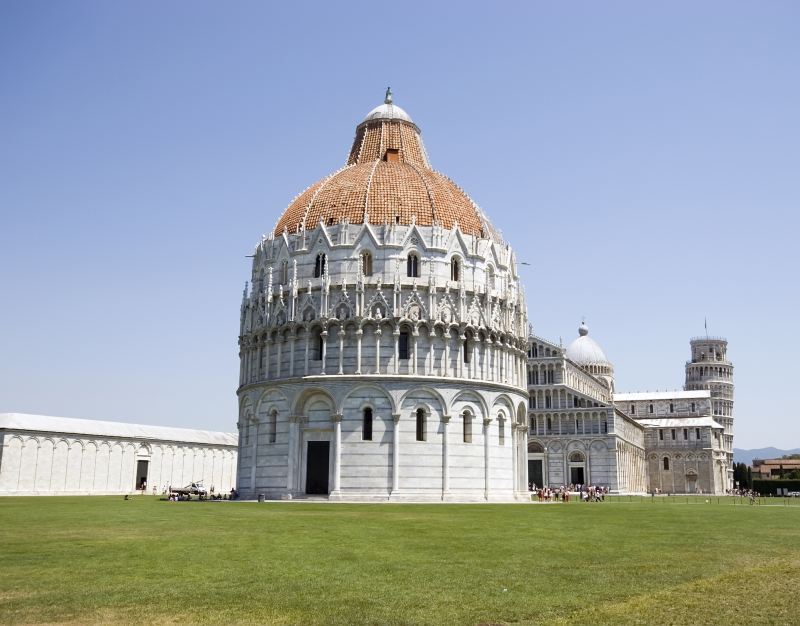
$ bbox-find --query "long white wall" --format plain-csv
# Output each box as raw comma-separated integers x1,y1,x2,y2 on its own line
0,432,237,496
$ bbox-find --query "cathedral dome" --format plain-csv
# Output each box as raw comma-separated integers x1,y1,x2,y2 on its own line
566,323,611,366
272,90,501,242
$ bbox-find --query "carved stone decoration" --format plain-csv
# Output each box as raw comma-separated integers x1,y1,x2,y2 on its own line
437,293,458,324
401,291,428,322
365,290,392,320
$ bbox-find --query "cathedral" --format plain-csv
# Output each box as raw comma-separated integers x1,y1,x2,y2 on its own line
527,326,733,494
236,92,733,500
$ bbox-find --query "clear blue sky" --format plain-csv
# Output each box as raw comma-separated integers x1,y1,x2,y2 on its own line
1,2,798,448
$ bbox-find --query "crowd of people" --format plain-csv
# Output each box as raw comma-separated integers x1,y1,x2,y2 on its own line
529,483,609,502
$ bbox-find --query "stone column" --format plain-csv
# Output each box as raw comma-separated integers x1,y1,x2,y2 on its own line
393,328,400,374
411,330,418,375
391,413,401,494
320,330,328,375
441,414,451,498
257,343,263,380
286,415,303,494
443,329,449,377
458,334,466,378
586,446,591,486
331,414,342,496
375,328,382,374
511,420,517,492
355,329,363,374
338,327,345,375
519,425,527,493
543,446,549,487
304,334,309,375
289,333,296,377
483,417,491,500
265,339,272,380
250,417,258,493
276,339,283,379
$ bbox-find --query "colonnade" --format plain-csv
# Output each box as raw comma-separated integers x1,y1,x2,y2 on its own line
528,411,610,437
240,323,528,388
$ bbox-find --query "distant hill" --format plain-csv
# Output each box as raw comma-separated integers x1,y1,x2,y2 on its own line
734,447,800,465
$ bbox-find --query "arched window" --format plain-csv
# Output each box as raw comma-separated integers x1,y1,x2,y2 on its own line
546,417,552,431
360,251,373,277
462,410,472,443
399,330,410,360
311,329,323,360
362,407,373,441
415,408,426,441
691,402,696,413
314,253,326,278
463,333,471,363
630,404,635,415
663,456,670,471
649,403,654,414
280,260,289,285
498,418,505,445
407,253,419,277
450,257,460,281
669,403,674,413
269,410,277,443
487,266,495,291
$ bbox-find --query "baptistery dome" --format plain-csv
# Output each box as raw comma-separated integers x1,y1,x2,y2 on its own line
236,92,529,503
273,88,501,242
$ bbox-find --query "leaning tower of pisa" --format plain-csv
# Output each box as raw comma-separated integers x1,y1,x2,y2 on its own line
684,336,734,490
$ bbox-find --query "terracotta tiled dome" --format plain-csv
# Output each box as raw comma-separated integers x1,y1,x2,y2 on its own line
273,91,501,241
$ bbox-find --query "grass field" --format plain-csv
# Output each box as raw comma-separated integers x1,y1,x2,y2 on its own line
1,496,799,625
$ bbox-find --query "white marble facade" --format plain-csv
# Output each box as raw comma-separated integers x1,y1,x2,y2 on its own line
237,97,530,501
526,325,733,495
237,221,530,501
0,413,237,496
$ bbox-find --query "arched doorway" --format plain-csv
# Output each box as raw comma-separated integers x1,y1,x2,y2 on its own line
686,469,698,494
527,442,545,488
568,451,586,486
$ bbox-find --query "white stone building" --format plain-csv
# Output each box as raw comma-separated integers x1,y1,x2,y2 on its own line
614,334,734,493
0,413,237,496
526,325,648,493
525,322,733,495
236,91,530,501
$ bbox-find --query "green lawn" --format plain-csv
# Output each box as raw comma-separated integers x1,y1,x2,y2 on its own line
1,497,798,625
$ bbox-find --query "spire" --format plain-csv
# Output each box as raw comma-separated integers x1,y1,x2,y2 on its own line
384,86,393,104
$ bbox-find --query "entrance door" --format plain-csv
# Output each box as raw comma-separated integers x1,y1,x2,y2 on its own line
135,460,149,490
528,460,543,488
570,466,585,485
687,477,697,493
305,441,330,495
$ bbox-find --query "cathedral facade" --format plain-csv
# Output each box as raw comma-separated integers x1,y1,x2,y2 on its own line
526,327,733,494
236,92,529,501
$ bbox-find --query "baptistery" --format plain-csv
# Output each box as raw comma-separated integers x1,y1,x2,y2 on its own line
236,90,529,501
